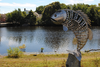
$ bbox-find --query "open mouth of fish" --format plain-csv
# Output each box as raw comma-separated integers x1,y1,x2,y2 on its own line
51,18,57,22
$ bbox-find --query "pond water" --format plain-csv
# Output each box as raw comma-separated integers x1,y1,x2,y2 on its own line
0,26,100,55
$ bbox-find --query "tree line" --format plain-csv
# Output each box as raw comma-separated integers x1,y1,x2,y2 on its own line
36,2,100,26
3,2,100,26
6,8,36,26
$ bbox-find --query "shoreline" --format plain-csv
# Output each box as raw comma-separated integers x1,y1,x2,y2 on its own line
24,51,100,55
1,50,100,56
0,22,100,27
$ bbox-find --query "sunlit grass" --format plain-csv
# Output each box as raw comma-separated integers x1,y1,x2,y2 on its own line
81,52,100,67
0,52,100,67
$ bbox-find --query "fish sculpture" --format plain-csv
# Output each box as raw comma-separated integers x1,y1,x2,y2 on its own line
51,9,93,51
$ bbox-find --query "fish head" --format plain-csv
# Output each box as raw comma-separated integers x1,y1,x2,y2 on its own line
51,10,66,25
51,10,68,31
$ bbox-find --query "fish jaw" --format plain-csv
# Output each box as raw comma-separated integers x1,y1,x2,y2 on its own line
51,18,62,24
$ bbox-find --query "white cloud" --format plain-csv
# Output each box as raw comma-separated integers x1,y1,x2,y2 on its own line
51,1,56,3
65,0,94,5
0,2,36,7
0,0,2,1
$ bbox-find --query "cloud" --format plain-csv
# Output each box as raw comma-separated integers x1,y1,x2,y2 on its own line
0,2,36,7
65,0,94,5
0,0,2,1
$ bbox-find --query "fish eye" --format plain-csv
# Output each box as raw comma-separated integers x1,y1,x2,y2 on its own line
54,14,57,17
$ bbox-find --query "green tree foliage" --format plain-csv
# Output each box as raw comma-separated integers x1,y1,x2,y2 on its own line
6,8,36,25
0,14,2,22
86,5,100,26
6,8,26,24
42,2,61,25
60,3,70,9
7,47,23,58
11,9,18,22
25,10,36,25
72,3,100,26
6,13,12,22
0,14,1,18
72,4,89,13
0,14,1,23
36,6,45,14
20,11,27,25
98,3,100,7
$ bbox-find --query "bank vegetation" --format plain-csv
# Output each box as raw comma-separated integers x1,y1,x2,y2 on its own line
0,2,100,26
0,52,100,67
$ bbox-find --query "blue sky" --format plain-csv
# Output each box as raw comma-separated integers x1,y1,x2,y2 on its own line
0,0,100,14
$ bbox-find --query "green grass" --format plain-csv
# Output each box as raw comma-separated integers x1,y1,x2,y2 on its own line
0,52,100,67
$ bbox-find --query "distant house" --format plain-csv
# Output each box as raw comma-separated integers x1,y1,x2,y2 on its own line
24,8,42,18
0,14,6,23
24,8,29,14
34,12,42,18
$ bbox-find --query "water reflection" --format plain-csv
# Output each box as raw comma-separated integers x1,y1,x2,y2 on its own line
44,31,69,50
42,26,74,50
2,27,36,43
0,26,100,55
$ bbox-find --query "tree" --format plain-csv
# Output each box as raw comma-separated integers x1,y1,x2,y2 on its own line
35,6,45,14
17,8,22,23
42,2,61,25
20,11,27,25
60,3,70,9
72,3,89,13
0,14,1,18
86,5,100,26
0,14,1,22
25,10,36,25
87,5,97,25
0,14,1,20
6,8,27,25
6,13,12,22
72,4,77,10
11,9,18,23
98,3,100,7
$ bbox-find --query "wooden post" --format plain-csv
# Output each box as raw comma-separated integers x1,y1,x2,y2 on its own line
66,53,81,67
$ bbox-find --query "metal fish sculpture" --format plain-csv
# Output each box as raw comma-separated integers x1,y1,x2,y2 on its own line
51,9,93,51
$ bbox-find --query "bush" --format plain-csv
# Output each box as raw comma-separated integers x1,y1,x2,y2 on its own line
7,47,23,58
19,44,26,49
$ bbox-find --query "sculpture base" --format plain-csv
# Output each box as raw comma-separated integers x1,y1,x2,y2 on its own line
66,53,81,67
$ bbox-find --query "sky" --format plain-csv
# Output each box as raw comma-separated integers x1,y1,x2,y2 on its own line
0,0,100,14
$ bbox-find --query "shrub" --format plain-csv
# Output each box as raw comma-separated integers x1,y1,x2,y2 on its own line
7,47,23,58
41,48,44,53
19,44,26,49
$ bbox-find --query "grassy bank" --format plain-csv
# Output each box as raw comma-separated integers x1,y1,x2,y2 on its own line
0,52,100,67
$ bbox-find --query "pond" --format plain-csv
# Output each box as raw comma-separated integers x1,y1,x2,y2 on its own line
0,26,100,55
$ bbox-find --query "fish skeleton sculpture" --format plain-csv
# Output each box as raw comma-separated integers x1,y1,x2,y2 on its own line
51,9,93,51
